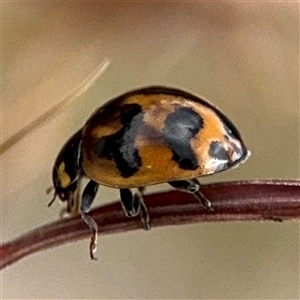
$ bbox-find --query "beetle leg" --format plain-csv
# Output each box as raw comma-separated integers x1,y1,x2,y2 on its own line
168,179,214,211
136,187,150,230
58,182,81,217
120,188,150,230
81,180,99,260
65,181,80,215
119,188,140,217
47,180,80,217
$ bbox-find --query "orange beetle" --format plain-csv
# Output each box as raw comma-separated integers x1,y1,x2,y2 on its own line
50,86,249,259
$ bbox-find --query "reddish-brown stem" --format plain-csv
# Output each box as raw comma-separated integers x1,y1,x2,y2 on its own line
1,180,299,270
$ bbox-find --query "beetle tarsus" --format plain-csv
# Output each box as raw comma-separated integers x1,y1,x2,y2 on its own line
140,206,151,230
193,191,214,212
169,179,214,211
89,228,98,261
81,212,99,260
79,180,100,259
137,192,151,230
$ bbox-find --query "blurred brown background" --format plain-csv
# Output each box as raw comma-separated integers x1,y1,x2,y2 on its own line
1,2,299,299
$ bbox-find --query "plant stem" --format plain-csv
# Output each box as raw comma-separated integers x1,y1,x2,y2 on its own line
1,180,299,270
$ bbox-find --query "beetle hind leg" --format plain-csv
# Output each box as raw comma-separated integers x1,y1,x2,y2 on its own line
169,179,214,211
80,180,99,260
137,187,151,230
120,187,150,230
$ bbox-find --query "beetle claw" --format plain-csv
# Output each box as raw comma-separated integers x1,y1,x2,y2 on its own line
89,229,98,260
194,191,214,212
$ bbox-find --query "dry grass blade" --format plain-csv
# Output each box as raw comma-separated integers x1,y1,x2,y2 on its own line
0,58,110,156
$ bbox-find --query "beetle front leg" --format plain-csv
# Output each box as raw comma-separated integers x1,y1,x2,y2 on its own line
81,180,99,260
47,180,79,216
169,179,213,211
120,188,150,230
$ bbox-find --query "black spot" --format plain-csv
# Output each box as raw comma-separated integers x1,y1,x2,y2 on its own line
94,138,109,158
209,141,230,161
94,104,143,178
163,107,203,170
121,86,243,141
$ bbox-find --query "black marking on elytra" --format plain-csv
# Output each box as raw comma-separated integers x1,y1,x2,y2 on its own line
163,107,203,170
122,86,244,143
209,141,230,161
208,141,230,172
94,104,143,178
53,129,83,191
92,86,245,153
98,86,244,148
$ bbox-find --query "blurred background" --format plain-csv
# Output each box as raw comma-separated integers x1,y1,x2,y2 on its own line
1,2,299,299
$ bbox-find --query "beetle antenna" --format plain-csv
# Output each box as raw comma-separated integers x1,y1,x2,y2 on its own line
46,186,54,194
47,193,58,207
46,186,56,207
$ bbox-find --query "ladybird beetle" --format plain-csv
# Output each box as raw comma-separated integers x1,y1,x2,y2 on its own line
49,86,249,259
